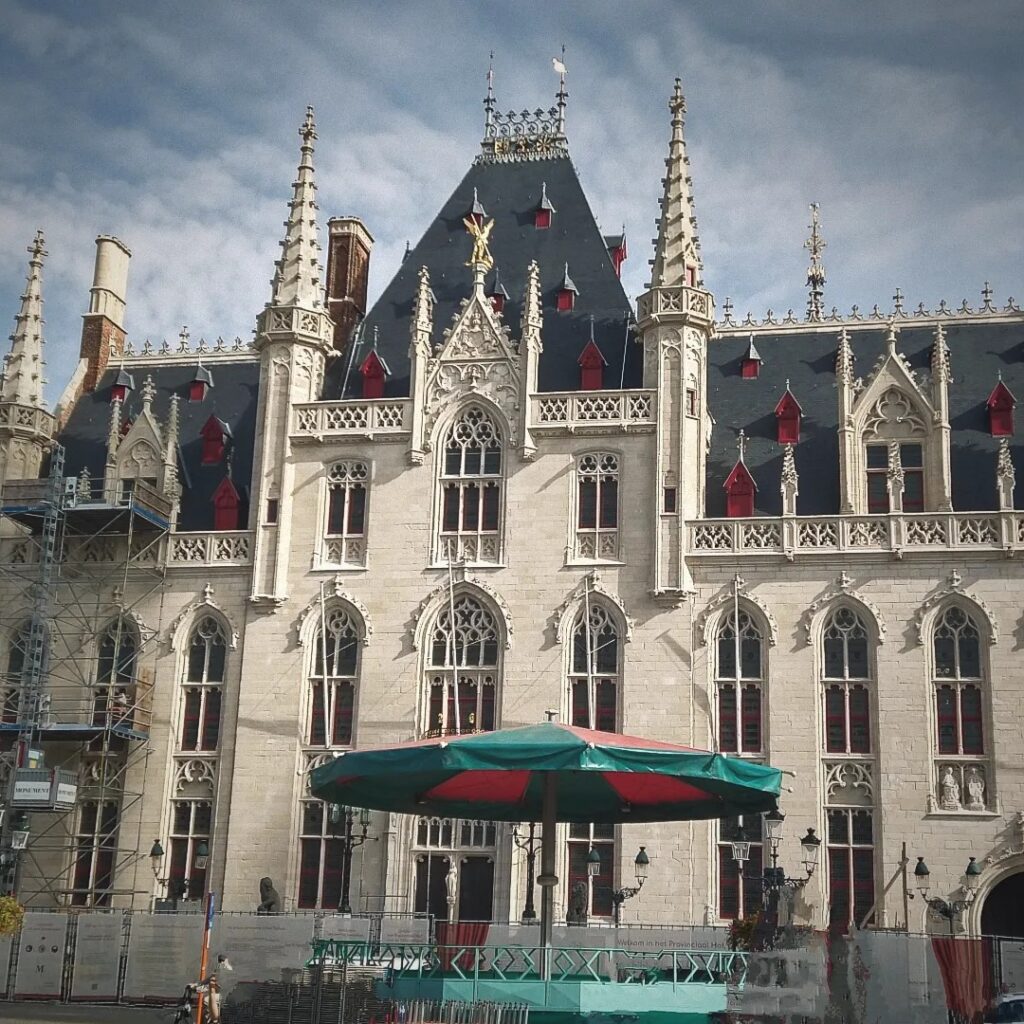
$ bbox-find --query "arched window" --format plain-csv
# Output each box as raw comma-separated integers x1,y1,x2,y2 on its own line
94,619,137,728
324,460,369,567
574,453,620,561
180,616,226,752
308,606,360,747
2,623,29,724
425,595,499,737
439,406,503,564
70,799,119,907
932,605,988,812
862,388,927,513
568,603,620,732
822,607,871,755
715,609,764,754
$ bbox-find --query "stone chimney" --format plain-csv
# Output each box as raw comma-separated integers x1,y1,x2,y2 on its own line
80,235,131,393
325,217,373,353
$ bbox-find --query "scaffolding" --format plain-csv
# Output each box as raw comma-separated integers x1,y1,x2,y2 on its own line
0,445,170,907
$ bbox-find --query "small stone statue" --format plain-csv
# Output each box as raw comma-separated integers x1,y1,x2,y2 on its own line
257,876,280,914
939,766,961,811
965,767,986,811
566,881,589,926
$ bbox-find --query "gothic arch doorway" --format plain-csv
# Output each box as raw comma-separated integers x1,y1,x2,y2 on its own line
981,871,1024,938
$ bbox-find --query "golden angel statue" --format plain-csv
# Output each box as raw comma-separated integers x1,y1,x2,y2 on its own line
463,215,495,271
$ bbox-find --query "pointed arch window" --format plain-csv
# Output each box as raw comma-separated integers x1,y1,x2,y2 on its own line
94,619,137,728
2,623,29,724
568,603,621,732
715,609,764,755
308,606,360,747
821,607,872,755
439,406,503,565
575,453,619,561
425,595,499,738
180,616,226,752
70,799,119,907
324,460,369,568
932,605,989,812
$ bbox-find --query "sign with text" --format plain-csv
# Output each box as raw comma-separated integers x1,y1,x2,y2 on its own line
212,915,315,997
14,913,68,999
379,916,430,944
321,916,372,942
123,913,204,1001
71,913,122,1001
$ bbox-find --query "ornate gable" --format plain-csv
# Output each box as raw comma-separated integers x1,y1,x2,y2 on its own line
852,323,935,433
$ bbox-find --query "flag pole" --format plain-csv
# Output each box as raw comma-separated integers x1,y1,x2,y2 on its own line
447,553,460,735
195,890,216,1024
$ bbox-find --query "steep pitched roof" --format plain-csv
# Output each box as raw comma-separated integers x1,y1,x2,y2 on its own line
331,154,637,397
58,358,259,530
707,320,1024,516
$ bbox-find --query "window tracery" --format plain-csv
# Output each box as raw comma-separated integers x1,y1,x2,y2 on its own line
574,453,619,561
715,609,764,755
180,616,226,753
568,603,621,732
324,460,368,567
308,606,361,747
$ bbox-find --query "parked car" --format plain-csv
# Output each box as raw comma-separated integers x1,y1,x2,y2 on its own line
986,994,1024,1022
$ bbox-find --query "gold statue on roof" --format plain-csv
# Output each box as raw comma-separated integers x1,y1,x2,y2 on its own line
463,215,495,271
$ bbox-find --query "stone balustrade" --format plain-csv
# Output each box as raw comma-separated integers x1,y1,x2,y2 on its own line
167,531,253,566
292,399,410,440
532,390,656,432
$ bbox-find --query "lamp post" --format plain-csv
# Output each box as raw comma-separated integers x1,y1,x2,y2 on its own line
913,856,982,935
512,822,540,922
591,846,650,926
330,804,374,915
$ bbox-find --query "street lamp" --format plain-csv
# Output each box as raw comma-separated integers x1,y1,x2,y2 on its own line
149,839,165,878
913,856,981,935
330,804,374,914
194,840,210,871
512,822,540,921
610,846,650,925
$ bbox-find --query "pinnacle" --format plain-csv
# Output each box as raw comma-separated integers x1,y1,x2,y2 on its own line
1,229,48,409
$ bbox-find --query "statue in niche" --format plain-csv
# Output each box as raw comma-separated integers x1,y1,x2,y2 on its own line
939,766,961,811
257,876,281,914
965,767,986,811
566,881,589,926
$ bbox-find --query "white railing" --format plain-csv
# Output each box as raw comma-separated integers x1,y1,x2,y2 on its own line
532,390,656,431
167,531,253,566
292,399,410,439
688,512,1023,557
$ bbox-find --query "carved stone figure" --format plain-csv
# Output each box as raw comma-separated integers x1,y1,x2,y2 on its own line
463,216,495,271
257,876,280,914
566,881,589,926
940,766,961,811
965,767,986,811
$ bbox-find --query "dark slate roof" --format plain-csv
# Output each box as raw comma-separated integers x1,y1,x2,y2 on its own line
330,154,637,398
58,358,260,530
707,320,1024,516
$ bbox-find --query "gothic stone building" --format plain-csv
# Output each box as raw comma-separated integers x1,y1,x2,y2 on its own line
1,80,1023,939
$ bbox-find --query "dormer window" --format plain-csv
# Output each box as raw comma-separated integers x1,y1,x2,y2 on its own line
741,337,762,379
603,232,627,279
468,187,486,228
578,337,607,392
200,415,230,466
211,474,241,531
775,386,802,444
359,350,390,400
486,269,509,315
987,377,1015,437
724,434,756,518
557,264,578,312
534,182,555,229
110,367,135,404
189,364,214,403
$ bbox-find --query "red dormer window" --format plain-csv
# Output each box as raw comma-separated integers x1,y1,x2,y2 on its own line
609,237,627,279
724,460,756,518
578,338,607,391
359,350,389,400
189,364,213,403
468,187,486,228
535,182,555,229
775,388,802,444
987,378,1016,437
212,475,241,531
741,337,762,379
486,270,509,314
110,367,134,404
200,415,229,466
111,384,128,403
557,263,578,312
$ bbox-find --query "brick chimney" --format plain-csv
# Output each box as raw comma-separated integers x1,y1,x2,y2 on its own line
80,235,131,393
325,217,373,352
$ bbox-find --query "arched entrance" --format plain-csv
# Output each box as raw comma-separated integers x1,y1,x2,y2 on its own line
981,871,1024,938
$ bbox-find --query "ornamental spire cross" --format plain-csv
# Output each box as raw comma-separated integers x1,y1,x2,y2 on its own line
804,203,826,322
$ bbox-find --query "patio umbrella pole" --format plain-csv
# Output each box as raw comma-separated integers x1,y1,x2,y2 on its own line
538,770,558,981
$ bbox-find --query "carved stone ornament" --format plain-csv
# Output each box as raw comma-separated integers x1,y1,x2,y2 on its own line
985,812,1024,868
911,571,998,646
167,583,239,650
800,573,886,646
173,757,216,795
412,569,513,650
552,570,634,645
696,580,779,649
294,578,373,647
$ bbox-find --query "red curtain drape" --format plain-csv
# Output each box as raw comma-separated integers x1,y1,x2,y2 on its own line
931,936,995,1024
436,921,490,971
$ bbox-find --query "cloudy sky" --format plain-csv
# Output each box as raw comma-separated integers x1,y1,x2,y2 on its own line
0,1,1021,402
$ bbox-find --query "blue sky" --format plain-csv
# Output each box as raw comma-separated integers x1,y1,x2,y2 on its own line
1,1,1021,402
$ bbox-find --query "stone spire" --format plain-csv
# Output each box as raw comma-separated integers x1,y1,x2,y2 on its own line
270,106,325,310
836,328,854,384
649,78,701,289
804,203,826,322
2,230,47,408
997,437,1016,511
931,323,951,384
780,443,799,516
